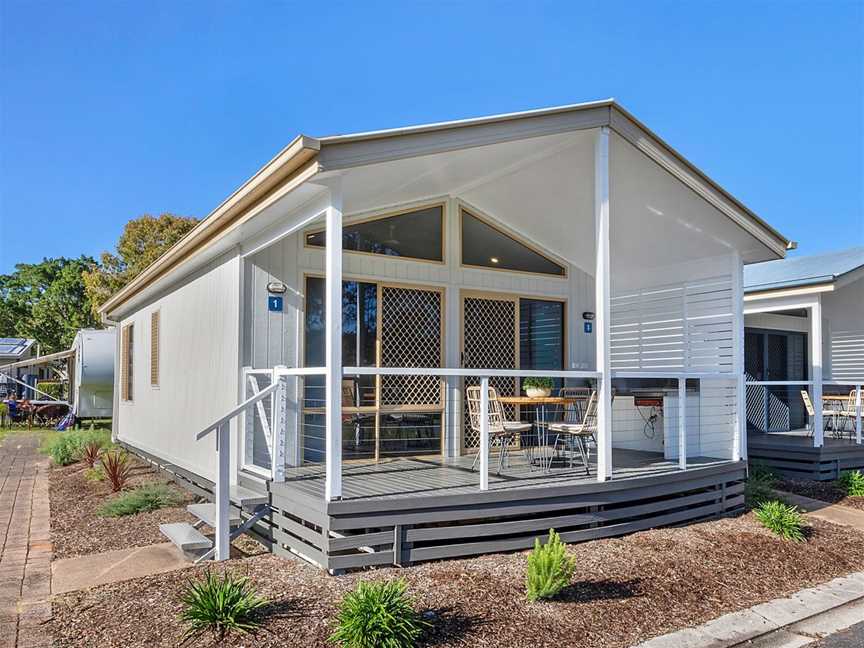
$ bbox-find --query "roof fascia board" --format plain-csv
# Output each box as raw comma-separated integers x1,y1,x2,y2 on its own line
608,105,790,259
743,282,835,302
100,144,320,317
317,105,612,170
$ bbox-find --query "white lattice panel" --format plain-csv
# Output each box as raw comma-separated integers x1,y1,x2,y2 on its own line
610,275,734,373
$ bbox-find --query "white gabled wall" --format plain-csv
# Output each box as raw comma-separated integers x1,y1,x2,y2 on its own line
822,275,864,382
115,252,241,481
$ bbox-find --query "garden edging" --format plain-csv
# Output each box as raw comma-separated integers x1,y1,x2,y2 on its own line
634,571,864,648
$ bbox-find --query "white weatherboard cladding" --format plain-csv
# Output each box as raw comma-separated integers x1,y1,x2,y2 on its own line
823,275,864,382
116,253,241,481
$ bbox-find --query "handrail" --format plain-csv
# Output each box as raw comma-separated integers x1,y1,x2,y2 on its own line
745,380,814,386
342,366,601,379
195,381,280,440
613,371,736,380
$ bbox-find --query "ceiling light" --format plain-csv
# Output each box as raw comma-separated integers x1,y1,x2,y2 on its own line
490,257,499,264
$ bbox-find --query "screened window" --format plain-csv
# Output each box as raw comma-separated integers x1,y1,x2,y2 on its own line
305,205,444,262
150,311,160,387
121,324,134,401
461,209,566,276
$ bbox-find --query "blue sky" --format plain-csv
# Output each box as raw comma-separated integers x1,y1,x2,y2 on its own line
1,1,862,274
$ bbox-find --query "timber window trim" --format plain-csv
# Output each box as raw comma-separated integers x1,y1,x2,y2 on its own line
121,323,134,402
303,202,446,264
150,310,160,388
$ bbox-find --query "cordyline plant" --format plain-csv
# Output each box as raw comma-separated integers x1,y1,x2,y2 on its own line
78,440,102,468
179,569,268,643
99,450,132,492
526,529,575,601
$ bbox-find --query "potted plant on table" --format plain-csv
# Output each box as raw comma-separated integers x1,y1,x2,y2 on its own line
523,377,554,399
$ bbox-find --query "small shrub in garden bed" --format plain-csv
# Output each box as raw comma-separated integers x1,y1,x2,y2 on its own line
526,529,575,602
754,500,807,542
179,569,268,642
331,579,429,648
100,450,132,492
745,471,778,509
837,470,864,497
84,467,105,482
97,483,181,517
45,429,112,466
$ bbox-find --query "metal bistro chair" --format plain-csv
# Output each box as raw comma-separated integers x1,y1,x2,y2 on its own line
801,390,840,438
466,385,532,474
840,389,862,440
548,389,596,475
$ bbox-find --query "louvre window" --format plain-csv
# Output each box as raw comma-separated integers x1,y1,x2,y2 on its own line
150,311,160,387
305,205,444,262
121,324,134,401
461,209,566,276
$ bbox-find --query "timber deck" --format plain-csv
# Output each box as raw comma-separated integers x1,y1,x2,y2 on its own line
748,431,864,480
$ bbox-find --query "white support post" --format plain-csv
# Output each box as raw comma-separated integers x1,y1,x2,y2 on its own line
811,298,823,448
479,377,490,491
324,183,344,501
678,379,687,471
731,252,745,462
594,126,613,482
271,366,287,482
856,384,862,445
214,423,231,561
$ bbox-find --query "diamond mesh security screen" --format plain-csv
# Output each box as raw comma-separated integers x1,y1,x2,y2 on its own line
379,286,443,408
462,296,518,449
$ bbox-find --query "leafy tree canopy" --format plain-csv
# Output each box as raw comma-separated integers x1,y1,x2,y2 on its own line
0,256,99,353
83,213,198,317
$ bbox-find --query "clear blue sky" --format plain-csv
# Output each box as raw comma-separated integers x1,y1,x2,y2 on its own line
1,1,862,274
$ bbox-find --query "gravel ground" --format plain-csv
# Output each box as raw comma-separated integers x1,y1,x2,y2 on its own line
52,513,864,648
777,478,864,511
50,457,201,559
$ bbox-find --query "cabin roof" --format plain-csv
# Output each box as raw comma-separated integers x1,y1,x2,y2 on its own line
0,338,35,359
744,246,864,293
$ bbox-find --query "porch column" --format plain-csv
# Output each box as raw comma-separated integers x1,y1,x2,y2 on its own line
731,252,745,462
811,297,823,448
325,183,344,501
594,126,613,482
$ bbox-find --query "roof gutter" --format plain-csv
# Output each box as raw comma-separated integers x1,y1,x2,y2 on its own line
99,134,321,318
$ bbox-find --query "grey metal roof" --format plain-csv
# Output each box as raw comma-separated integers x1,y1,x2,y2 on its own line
0,338,35,358
744,246,864,293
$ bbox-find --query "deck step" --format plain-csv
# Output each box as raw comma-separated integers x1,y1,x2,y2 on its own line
230,484,268,509
160,522,213,552
187,503,241,528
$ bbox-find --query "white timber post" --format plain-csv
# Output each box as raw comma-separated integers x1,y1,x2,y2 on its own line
271,366,287,482
855,384,862,445
678,378,687,471
325,182,344,501
479,376,490,491
214,423,231,561
594,125,613,482
811,297,823,448
731,252,745,462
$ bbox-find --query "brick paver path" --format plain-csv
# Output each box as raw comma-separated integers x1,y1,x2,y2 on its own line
0,435,52,648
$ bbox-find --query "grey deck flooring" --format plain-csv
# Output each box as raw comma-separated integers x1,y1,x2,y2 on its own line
748,430,861,451
282,449,731,502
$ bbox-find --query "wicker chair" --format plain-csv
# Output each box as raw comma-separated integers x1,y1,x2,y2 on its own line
466,385,532,474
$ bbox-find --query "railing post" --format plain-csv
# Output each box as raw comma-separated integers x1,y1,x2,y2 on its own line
271,366,287,482
214,423,231,561
810,298,823,448
479,376,489,491
594,125,613,483
324,182,343,501
856,384,862,445
678,378,687,471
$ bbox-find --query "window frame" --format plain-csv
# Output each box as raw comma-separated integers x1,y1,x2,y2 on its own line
121,323,134,402
303,201,447,265
458,205,568,278
150,310,160,388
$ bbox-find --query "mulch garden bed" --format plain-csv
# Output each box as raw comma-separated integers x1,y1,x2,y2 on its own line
50,456,200,559
777,478,864,511
51,512,864,648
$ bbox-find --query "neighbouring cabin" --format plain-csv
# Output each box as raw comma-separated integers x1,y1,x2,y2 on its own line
101,100,791,570
743,247,864,480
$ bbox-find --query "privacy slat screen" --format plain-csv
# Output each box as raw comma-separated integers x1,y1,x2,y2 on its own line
121,324,134,401
831,330,864,381
610,275,734,373
150,311,160,387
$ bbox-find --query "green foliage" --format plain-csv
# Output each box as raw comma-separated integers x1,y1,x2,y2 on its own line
746,464,778,508
526,529,576,602
837,470,864,497
330,579,428,648
0,256,100,352
0,403,8,427
83,213,198,318
84,467,105,482
179,570,268,642
523,377,554,390
97,483,181,517
44,429,112,466
100,449,132,492
36,381,64,400
754,500,807,542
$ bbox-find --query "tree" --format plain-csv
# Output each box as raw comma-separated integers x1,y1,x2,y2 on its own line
0,256,100,353
83,213,198,317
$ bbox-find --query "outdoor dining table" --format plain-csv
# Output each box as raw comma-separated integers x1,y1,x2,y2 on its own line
823,395,857,436
498,395,587,471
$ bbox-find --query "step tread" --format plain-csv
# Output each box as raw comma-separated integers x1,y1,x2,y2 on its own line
160,522,213,551
187,503,241,527
230,484,268,508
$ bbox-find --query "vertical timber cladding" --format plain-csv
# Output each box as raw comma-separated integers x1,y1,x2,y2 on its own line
460,293,519,450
